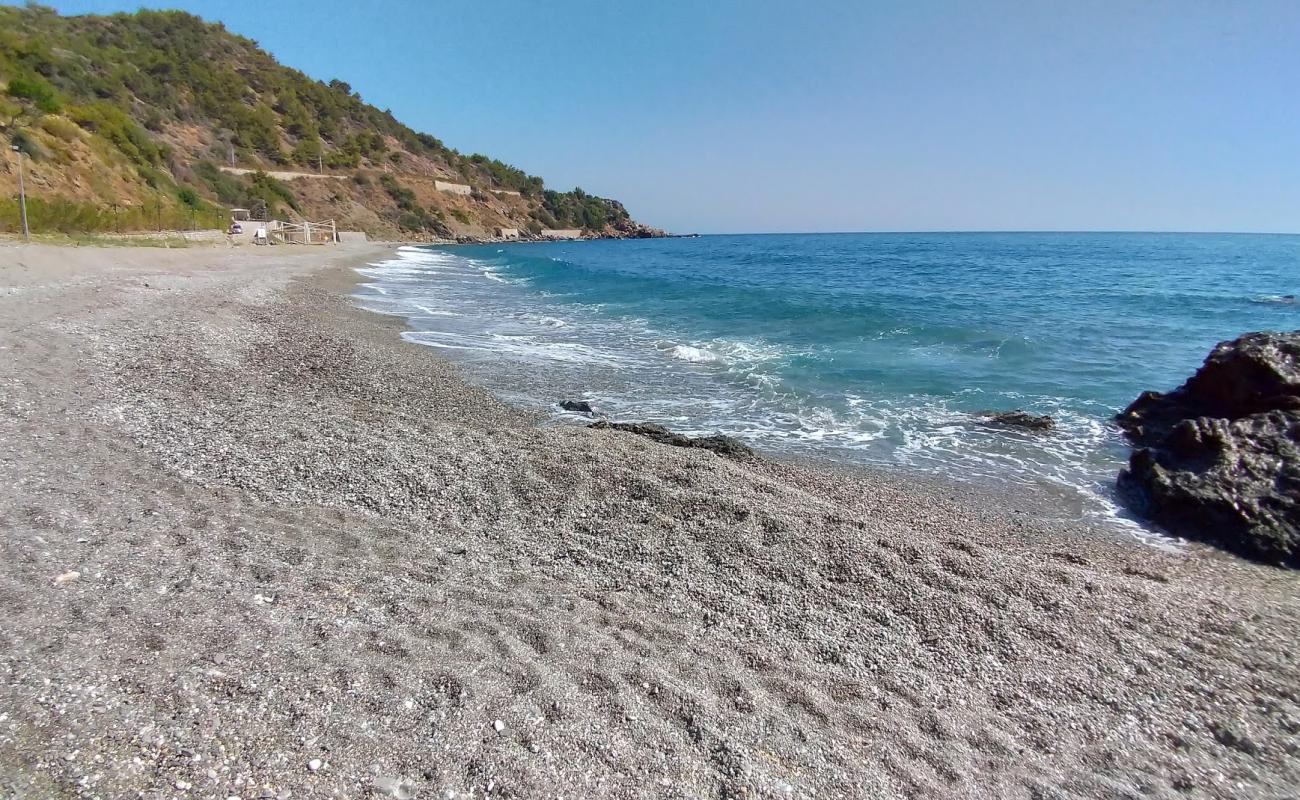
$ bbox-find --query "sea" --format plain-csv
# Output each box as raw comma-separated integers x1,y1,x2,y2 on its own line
353,232,1299,535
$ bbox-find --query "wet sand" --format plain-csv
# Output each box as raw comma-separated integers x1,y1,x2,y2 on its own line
0,242,1297,799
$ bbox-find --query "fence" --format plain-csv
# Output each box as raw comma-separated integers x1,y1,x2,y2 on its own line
269,219,338,245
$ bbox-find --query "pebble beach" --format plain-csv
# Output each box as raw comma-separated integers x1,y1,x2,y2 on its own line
0,242,1297,799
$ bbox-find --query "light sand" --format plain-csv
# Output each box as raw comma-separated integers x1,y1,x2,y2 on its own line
0,242,1296,799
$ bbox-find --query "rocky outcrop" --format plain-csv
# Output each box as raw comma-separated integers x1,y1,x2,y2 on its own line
559,400,596,414
589,421,754,460
1116,331,1300,567
980,410,1055,432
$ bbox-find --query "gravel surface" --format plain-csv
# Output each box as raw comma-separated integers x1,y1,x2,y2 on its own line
0,241,1297,799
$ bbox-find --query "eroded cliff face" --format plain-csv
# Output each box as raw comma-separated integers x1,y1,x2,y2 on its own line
1117,331,1300,567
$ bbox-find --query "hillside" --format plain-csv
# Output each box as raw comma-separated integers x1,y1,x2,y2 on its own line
0,4,663,240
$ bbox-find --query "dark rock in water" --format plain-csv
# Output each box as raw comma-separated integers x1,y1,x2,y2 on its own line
1118,331,1300,447
980,409,1055,431
590,421,754,460
1116,330,1300,567
559,400,595,414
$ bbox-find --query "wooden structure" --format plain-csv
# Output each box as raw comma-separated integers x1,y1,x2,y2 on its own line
269,219,338,245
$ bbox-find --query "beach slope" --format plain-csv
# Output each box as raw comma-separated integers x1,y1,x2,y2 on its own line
0,243,1296,799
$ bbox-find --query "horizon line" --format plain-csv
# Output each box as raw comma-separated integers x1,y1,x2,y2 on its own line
677,229,1300,237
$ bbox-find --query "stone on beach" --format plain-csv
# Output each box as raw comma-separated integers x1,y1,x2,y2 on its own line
1117,330,1300,567
588,421,754,459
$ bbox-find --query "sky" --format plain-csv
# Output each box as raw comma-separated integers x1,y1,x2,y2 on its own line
35,0,1300,234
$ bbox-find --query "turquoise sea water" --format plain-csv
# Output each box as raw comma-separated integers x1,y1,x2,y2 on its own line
354,233,1300,530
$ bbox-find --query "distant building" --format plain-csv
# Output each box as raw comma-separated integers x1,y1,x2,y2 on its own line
496,228,520,239
434,180,472,196
540,229,583,240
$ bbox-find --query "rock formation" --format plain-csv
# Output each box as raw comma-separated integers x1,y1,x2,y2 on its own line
1116,331,1300,567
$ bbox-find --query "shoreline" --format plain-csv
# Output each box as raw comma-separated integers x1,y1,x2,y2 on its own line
1,242,1297,798
353,240,1149,548
342,254,1114,543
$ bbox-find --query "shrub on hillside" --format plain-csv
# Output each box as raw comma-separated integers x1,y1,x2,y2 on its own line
291,136,322,168
465,153,543,194
246,170,300,215
538,187,629,231
8,128,48,161
6,75,61,113
38,114,80,141
194,160,247,206
69,102,162,166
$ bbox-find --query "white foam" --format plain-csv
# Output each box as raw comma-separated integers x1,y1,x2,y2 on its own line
401,330,637,366
668,344,724,363
661,337,788,367
715,339,786,363
413,304,459,317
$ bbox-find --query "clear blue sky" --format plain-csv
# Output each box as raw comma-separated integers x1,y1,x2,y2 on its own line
38,0,1300,233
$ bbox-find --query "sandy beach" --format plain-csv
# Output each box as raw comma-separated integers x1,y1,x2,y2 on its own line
0,242,1296,799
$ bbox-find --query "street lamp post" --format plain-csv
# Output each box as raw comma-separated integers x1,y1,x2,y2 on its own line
11,145,29,242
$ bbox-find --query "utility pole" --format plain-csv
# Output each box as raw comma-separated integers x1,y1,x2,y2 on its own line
11,145,29,242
